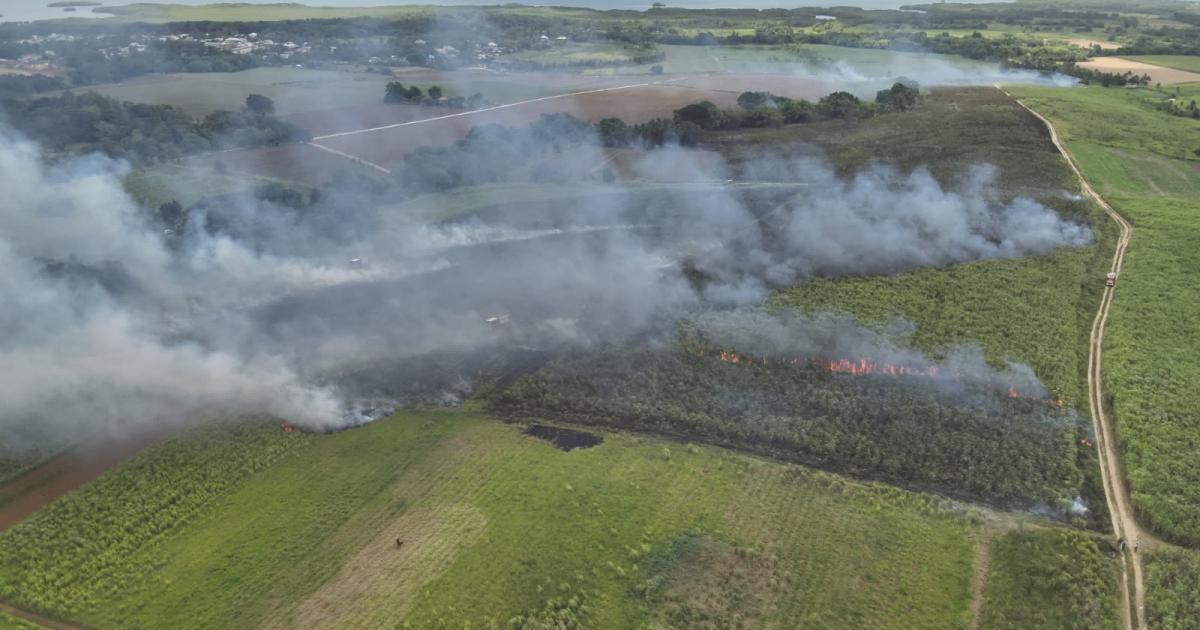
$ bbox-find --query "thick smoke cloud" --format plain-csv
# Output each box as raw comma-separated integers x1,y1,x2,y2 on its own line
0,125,1091,444
0,133,343,446
689,158,1093,292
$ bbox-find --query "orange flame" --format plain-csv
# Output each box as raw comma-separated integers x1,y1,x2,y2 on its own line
714,349,1060,406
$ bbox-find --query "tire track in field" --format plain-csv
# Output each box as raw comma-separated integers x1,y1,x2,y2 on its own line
967,532,994,630
0,601,90,630
998,86,1142,630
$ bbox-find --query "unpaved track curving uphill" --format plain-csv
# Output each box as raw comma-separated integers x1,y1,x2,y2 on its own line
999,86,1141,630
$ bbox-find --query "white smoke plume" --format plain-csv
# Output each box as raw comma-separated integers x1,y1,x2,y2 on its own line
0,133,344,444
0,122,1092,444
787,55,1078,93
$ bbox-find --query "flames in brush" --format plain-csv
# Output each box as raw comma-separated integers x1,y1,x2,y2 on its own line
716,349,1062,407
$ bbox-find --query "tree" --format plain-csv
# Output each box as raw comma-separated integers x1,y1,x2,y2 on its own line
384,82,407,103
427,85,443,100
817,91,864,120
779,98,816,123
244,94,275,116
673,100,723,129
736,91,772,110
158,200,185,232
405,85,424,101
875,82,920,112
740,108,783,128
672,120,702,147
596,117,631,147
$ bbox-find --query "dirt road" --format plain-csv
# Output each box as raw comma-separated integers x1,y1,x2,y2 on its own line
1000,86,1141,629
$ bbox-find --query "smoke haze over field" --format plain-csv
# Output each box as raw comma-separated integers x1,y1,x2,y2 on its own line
689,309,1052,399
0,123,1089,444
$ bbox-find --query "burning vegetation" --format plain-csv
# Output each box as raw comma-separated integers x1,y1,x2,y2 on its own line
489,310,1085,512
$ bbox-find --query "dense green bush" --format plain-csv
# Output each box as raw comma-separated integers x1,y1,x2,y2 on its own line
490,346,1082,508
981,528,1119,629
1,91,310,166
1145,548,1200,630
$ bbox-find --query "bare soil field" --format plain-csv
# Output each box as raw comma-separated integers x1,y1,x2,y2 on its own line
280,103,467,137
1069,39,1121,50
668,72,836,99
1078,57,1200,84
313,77,831,170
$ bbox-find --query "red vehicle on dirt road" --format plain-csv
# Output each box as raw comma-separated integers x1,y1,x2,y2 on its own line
1105,272,1117,287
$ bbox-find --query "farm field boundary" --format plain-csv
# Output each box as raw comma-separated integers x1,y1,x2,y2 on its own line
1002,85,1140,629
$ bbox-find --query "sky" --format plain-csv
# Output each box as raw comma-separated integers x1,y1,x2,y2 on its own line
0,0,1010,24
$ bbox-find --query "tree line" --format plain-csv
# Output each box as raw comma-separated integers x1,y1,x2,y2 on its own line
394,83,921,192
383,81,488,109
0,91,310,166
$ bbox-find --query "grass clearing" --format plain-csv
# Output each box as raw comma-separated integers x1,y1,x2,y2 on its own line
506,42,656,66
122,163,278,208
69,67,411,118
1008,84,1200,547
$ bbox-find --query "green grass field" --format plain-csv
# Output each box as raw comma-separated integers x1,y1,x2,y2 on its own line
123,163,282,208
1144,547,1200,629
506,43,654,66
69,67,418,118
0,612,39,630
1007,84,1200,546
0,410,1123,629
1006,81,1200,629
1125,55,1200,73
980,528,1120,629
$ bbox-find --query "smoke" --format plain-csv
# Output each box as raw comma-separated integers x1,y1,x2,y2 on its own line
0,121,1091,444
786,55,1077,93
691,158,1094,291
0,132,344,446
